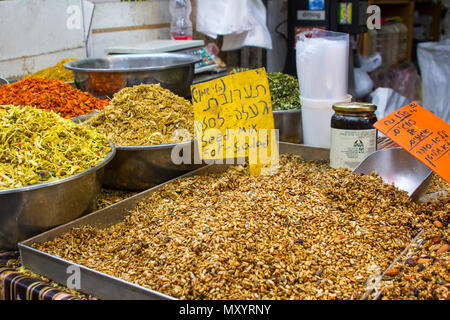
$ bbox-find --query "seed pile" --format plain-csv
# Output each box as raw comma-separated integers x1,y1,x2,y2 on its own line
35,154,440,300
424,174,450,199
24,58,76,82
95,189,138,211
0,78,109,119
231,68,301,111
84,84,194,146
377,198,449,300
0,105,111,189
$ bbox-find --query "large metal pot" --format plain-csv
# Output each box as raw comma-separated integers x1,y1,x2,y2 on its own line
102,141,204,191
0,144,116,249
273,109,303,144
64,53,201,99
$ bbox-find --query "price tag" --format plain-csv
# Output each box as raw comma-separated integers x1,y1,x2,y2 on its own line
374,102,450,183
190,68,279,175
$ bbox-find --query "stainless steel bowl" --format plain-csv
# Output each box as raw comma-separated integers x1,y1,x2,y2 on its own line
64,53,202,99
102,140,204,191
273,109,303,144
0,144,116,249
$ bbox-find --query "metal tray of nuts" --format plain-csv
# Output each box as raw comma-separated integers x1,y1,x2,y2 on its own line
18,142,329,300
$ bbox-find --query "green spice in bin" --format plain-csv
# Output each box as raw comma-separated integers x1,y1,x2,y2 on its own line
231,68,301,111
0,105,111,189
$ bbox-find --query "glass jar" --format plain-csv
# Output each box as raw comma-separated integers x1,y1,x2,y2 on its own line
330,102,378,170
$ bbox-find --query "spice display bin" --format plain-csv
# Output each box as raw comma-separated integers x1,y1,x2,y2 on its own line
101,140,205,191
18,142,329,300
19,142,445,300
0,142,116,250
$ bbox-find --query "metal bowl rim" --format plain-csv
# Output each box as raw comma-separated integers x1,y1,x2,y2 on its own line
0,141,116,195
115,139,193,151
273,109,302,114
0,77,9,86
64,53,202,73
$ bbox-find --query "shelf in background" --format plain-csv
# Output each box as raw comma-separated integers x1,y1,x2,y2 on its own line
359,0,414,62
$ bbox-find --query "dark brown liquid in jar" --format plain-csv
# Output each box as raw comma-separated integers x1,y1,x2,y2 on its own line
331,111,377,130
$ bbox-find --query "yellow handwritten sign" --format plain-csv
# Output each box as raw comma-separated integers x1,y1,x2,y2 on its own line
190,68,279,175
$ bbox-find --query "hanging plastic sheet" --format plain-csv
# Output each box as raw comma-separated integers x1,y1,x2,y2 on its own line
417,39,450,123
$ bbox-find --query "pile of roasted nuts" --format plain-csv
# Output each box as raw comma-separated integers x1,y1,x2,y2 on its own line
34,155,450,300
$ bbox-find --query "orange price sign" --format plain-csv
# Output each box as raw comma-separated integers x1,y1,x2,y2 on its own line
373,102,450,183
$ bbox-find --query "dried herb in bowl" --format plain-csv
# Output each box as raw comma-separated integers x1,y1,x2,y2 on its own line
267,72,301,111
0,105,111,189
231,68,301,111
84,84,194,146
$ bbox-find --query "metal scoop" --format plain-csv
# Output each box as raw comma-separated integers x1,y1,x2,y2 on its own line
353,147,434,202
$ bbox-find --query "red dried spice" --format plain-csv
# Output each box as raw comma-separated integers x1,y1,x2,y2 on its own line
0,78,109,118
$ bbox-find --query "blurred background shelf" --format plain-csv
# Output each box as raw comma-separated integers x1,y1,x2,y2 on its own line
360,0,415,64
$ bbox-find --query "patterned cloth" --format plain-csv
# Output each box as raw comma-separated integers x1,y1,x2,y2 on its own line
0,268,78,300
0,250,79,300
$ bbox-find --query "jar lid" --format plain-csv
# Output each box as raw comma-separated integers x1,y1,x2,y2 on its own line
332,102,377,112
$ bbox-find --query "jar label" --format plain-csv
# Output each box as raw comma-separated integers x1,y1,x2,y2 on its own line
330,128,377,170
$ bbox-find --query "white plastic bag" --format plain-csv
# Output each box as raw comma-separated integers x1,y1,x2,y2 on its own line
196,0,272,50
195,0,252,39
221,0,272,51
370,87,411,138
417,39,450,123
358,53,382,73
370,87,411,120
